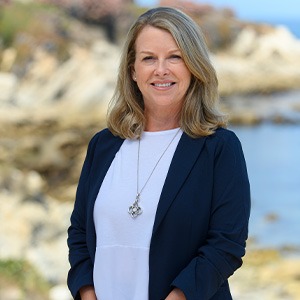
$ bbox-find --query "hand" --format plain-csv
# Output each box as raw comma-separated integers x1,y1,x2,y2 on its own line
79,285,97,300
165,288,186,300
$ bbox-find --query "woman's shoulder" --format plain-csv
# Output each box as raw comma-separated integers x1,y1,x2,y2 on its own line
213,127,239,141
86,128,123,152
90,128,122,143
206,127,242,151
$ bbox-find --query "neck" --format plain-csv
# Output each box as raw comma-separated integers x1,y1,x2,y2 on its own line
144,108,180,132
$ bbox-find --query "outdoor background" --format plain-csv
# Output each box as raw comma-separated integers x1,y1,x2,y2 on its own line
0,0,300,299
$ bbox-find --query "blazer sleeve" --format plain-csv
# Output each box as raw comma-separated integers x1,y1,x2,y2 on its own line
172,130,251,299
67,132,100,300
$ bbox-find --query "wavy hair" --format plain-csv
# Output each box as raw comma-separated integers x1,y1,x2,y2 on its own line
107,6,227,138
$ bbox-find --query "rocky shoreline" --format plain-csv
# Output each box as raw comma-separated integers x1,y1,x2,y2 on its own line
1,170,300,300
1,102,300,299
1,21,300,124
230,248,300,300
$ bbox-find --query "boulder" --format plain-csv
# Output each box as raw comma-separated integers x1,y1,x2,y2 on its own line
214,26,300,95
0,169,73,284
0,48,17,72
49,284,72,300
14,41,119,109
0,72,18,104
229,25,300,60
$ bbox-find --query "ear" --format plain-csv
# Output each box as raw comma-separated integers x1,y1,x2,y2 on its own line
131,68,137,81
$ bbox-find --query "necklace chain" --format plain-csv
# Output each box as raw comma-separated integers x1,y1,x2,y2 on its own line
128,128,181,218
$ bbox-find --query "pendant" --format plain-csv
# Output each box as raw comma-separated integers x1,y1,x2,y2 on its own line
128,194,143,218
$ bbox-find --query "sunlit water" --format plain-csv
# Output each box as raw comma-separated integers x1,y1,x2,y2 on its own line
230,124,300,249
229,24,300,251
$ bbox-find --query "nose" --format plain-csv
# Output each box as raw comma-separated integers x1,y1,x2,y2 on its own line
154,59,170,76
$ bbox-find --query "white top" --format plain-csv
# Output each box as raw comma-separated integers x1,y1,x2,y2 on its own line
93,128,182,300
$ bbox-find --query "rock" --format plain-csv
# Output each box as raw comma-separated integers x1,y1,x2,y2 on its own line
230,25,300,61
0,72,18,104
14,41,119,109
0,48,17,72
0,287,22,300
230,249,300,300
214,25,300,96
221,90,300,125
252,26,300,63
1,13,300,120
49,284,72,300
26,170,45,195
229,27,257,57
0,169,73,284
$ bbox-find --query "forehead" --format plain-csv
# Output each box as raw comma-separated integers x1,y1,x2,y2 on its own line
135,25,179,52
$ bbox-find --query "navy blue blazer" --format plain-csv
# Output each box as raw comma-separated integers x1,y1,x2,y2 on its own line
67,127,250,300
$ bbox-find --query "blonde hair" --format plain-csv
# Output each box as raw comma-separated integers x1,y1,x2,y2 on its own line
107,7,227,139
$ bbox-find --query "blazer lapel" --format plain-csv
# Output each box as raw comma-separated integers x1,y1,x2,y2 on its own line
152,133,207,234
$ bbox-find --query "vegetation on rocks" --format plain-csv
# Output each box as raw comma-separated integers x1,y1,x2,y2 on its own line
0,2,73,69
0,259,50,300
0,0,256,73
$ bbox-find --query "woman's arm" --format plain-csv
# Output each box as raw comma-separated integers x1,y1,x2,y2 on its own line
80,286,97,300
171,131,251,299
165,288,186,300
67,133,100,299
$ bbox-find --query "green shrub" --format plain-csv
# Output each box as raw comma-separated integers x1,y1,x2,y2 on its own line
0,258,50,299
0,2,52,47
0,2,71,67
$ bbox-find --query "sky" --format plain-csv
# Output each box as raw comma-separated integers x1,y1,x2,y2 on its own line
134,0,300,22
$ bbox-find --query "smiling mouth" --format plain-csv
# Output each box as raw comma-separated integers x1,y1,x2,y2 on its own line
152,82,175,87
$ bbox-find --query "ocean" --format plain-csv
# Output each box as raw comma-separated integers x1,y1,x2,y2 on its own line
231,124,300,250
230,18,300,251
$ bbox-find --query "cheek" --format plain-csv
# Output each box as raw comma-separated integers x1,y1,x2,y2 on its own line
134,61,155,78
183,71,192,89
183,67,192,80
179,70,191,87
133,61,142,74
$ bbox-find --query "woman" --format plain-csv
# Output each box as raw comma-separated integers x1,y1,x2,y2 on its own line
67,6,250,300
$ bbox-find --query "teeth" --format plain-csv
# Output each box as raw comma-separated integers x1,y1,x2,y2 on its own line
154,83,172,87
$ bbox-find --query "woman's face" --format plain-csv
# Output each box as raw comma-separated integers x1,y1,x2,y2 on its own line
132,26,191,116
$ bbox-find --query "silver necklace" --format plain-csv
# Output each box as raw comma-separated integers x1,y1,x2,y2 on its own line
128,128,181,218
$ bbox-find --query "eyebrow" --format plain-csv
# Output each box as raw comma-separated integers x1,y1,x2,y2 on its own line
138,49,181,55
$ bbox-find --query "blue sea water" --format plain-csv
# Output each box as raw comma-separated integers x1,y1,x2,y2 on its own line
229,18,300,250
231,124,300,250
